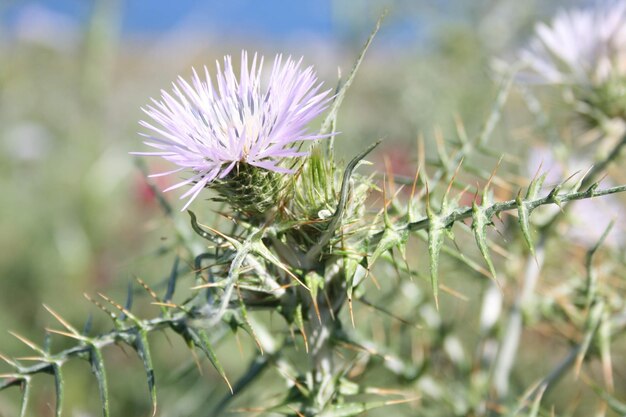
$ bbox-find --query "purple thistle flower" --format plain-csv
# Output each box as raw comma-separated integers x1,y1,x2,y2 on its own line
134,51,333,211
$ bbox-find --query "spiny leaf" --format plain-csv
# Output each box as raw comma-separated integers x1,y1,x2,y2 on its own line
188,210,223,244
585,221,614,310
413,230,491,279
426,200,445,310
525,172,547,200
516,191,535,256
190,328,233,393
82,314,93,336
574,300,604,377
252,240,308,289
19,377,30,417
89,346,110,417
320,11,386,139
317,397,418,417
518,172,546,256
471,202,497,281
304,139,382,266
120,281,134,321
345,259,368,328
368,226,407,269
293,303,309,353
164,256,180,303
235,284,263,354
304,270,325,325
52,363,63,417
134,330,157,416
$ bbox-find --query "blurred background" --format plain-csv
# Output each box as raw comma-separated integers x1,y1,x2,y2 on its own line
2,0,621,416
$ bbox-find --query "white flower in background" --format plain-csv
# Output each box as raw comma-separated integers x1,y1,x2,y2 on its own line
520,1,626,86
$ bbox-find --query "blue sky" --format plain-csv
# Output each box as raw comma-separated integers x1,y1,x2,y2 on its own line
4,0,339,38
2,0,427,46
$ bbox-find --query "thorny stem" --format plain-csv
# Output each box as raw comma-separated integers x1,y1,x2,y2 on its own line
304,264,346,414
491,131,626,400
404,183,626,234
1,313,187,379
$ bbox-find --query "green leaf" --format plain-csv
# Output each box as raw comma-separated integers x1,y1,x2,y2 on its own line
19,378,30,417
293,303,309,352
368,226,407,269
426,210,445,309
516,192,535,256
52,364,63,417
471,202,497,280
235,287,263,354
133,330,157,416
320,11,385,140
318,398,415,417
164,256,180,303
187,210,223,244
525,173,547,200
89,346,110,417
575,300,604,376
304,139,382,267
187,328,233,393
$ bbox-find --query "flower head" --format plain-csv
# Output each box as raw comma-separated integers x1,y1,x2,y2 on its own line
519,1,626,86
135,51,332,211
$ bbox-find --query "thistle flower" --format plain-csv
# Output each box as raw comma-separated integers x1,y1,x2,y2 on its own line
519,1,626,86
135,52,332,212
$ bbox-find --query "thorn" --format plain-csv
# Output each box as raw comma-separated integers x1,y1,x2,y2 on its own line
322,289,336,321
454,113,469,144
483,156,503,200
8,332,43,354
439,284,469,301
135,277,160,302
189,348,203,376
299,325,309,354
45,328,85,341
84,293,116,320
409,164,421,203
235,284,263,355
384,155,397,198
349,297,355,328
368,270,382,290
43,305,79,336
385,396,421,406
0,353,18,368
312,296,322,325
97,293,137,322
150,301,179,309
443,157,464,204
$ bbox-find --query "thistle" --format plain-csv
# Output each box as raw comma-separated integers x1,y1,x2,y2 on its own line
519,1,626,123
3,12,626,417
134,51,333,216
